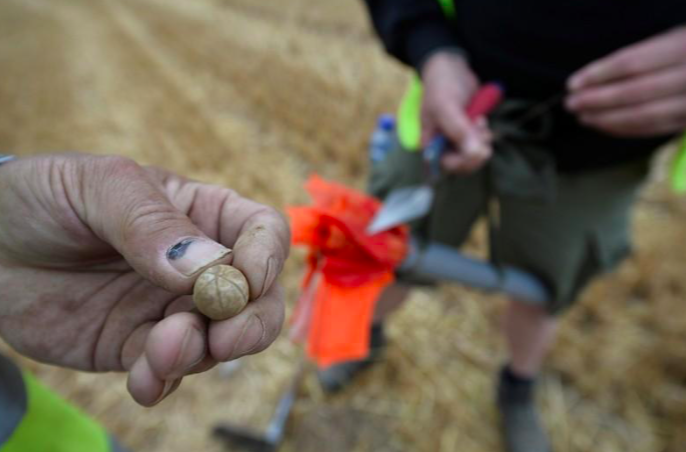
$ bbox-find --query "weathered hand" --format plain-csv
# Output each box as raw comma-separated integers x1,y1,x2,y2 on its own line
421,51,492,173
0,153,290,406
567,26,686,137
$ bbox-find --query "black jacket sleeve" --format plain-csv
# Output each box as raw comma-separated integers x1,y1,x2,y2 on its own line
362,0,463,71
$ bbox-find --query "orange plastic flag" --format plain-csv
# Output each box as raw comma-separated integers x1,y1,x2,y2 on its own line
287,175,409,367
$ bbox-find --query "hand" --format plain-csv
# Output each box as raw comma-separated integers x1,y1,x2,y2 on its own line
420,51,493,173
567,26,686,137
0,153,290,406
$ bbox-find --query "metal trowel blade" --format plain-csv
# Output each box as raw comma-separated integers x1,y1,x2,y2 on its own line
367,185,434,234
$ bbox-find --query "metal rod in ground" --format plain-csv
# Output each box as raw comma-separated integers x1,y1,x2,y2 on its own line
213,364,306,452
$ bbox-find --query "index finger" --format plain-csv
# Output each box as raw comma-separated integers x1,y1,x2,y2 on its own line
569,26,686,90
226,200,290,299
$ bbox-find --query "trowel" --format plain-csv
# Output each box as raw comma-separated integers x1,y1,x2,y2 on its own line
367,83,504,235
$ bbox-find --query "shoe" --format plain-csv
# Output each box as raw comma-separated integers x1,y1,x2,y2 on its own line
496,367,552,452
317,323,386,393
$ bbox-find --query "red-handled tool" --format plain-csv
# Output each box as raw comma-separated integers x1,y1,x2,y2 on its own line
367,83,504,235
424,83,503,180
466,82,503,119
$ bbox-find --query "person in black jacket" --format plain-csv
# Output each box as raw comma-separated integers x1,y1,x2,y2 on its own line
318,2,686,451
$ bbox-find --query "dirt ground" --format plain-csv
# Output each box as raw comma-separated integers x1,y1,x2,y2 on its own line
1,1,686,451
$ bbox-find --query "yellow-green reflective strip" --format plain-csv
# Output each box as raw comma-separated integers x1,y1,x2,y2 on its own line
437,0,456,19
397,75,423,151
396,0,456,151
1,372,110,452
671,134,686,193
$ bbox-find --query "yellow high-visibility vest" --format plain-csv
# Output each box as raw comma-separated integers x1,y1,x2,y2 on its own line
0,355,122,452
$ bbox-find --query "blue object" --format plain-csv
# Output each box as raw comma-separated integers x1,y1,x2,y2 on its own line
423,136,448,181
369,114,396,163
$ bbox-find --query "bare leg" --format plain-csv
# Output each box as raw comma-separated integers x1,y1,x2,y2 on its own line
503,299,558,377
498,299,557,452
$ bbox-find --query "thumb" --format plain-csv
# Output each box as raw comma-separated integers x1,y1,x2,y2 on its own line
437,106,491,173
435,102,480,152
78,156,231,293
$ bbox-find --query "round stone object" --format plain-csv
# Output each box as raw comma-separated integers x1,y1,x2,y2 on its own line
193,265,250,320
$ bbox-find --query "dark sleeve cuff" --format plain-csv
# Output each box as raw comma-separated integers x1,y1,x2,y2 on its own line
402,18,465,72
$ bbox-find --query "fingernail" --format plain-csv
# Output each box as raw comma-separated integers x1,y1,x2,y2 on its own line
170,326,206,379
167,238,231,276
565,96,579,111
228,315,264,360
152,379,177,406
260,257,277,298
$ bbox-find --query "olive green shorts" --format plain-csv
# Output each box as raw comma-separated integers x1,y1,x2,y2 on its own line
368,138,649,315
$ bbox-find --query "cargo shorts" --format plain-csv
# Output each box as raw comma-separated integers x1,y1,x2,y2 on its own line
368,131,649,315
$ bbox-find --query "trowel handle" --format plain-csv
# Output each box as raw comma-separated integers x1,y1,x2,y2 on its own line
466,82,504,120
424,136,448,180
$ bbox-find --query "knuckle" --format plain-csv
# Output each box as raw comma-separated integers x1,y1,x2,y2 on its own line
259,204,285,223
98,155,139,173
94,155,145,183
613,54,640,76
627,85,651,104
124,203,182,238
597,87,623,106
243,205,287,239
252,310,284,354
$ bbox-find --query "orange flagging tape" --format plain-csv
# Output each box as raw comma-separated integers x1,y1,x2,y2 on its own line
287,175,409,367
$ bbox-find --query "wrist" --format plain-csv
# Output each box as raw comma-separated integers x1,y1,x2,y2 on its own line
421,50,471,79
421,51,478,104
418,47,469,76
403,15,463,72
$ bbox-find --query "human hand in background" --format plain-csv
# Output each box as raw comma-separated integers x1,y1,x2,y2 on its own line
0,153,290,406
420,51,493,173
567,26,686,137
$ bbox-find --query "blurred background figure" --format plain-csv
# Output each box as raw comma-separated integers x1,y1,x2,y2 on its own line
318,1,686,451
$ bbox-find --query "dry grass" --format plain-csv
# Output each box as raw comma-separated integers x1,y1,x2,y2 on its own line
1,0,685,451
